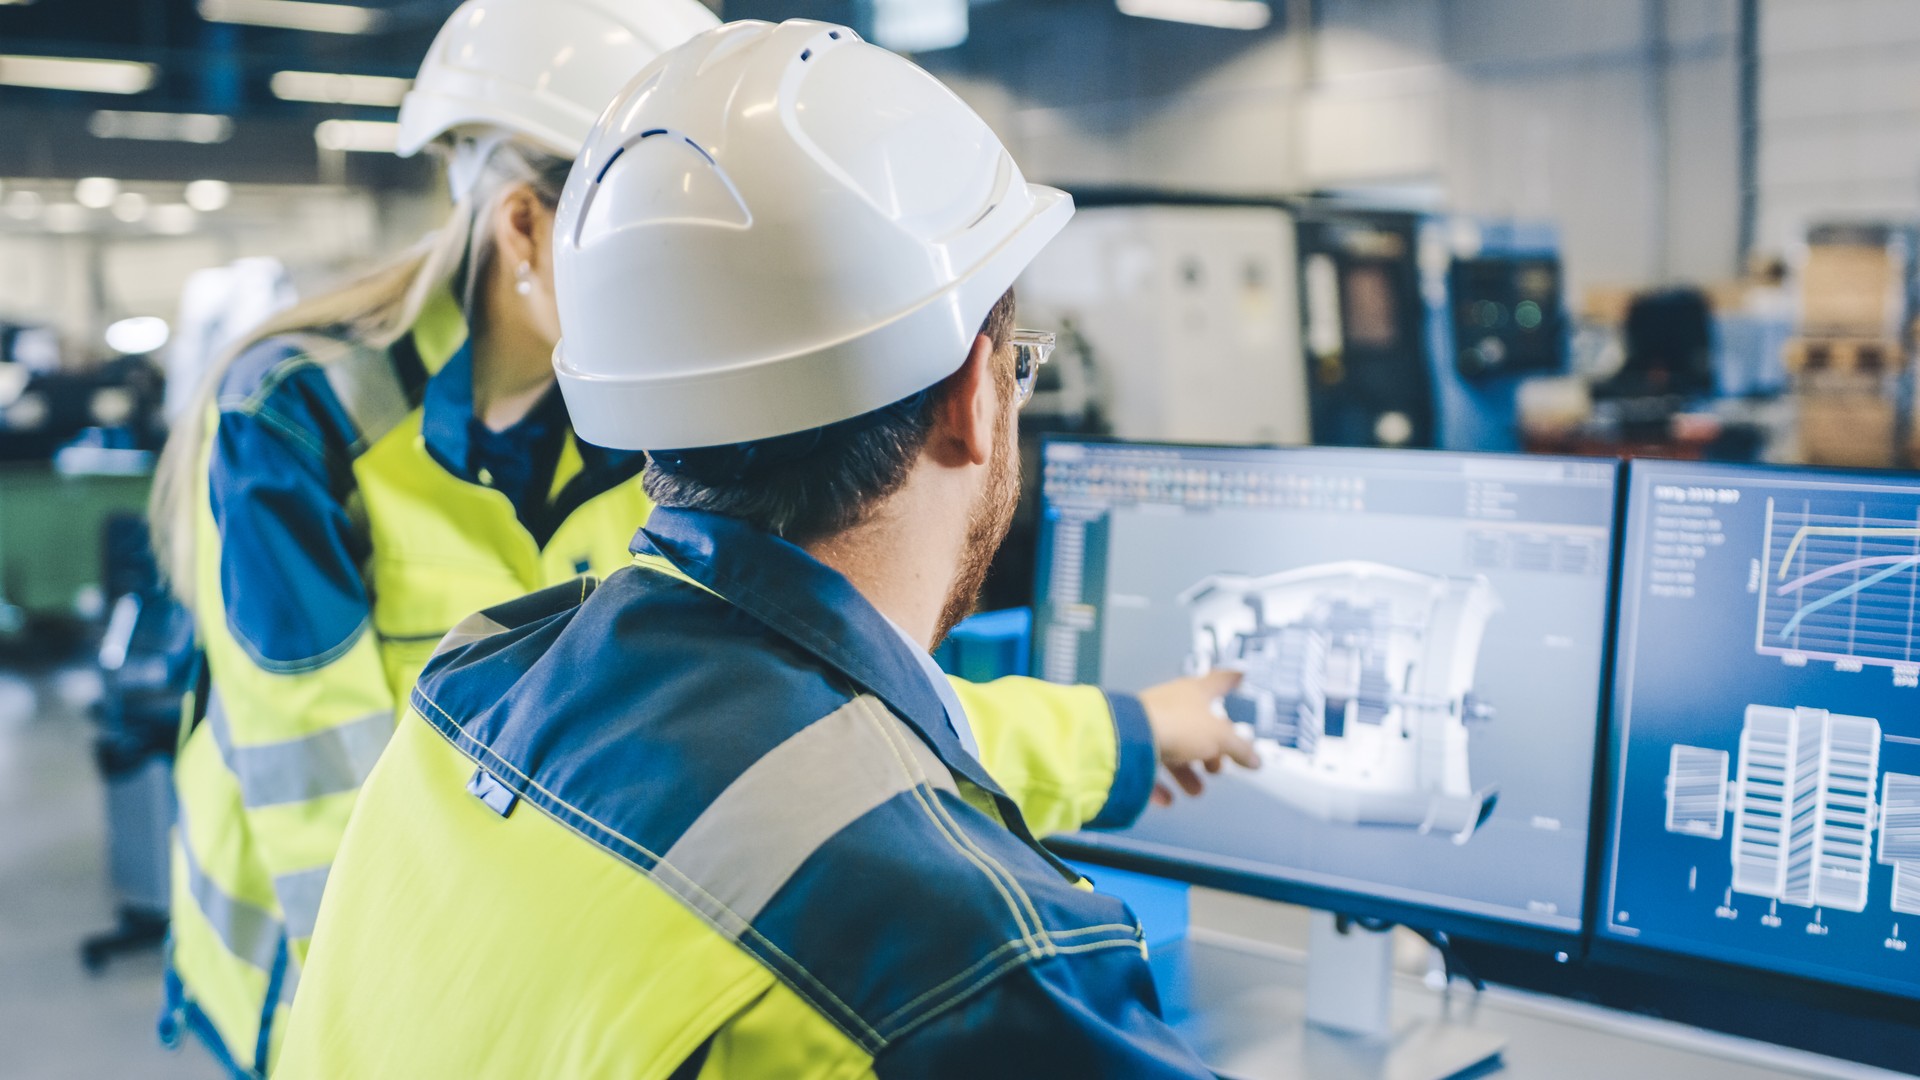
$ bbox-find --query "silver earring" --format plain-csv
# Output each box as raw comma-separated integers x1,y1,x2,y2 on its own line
514,260,534,297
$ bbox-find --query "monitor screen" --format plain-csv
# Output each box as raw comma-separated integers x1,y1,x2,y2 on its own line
1036,440,1618,939
1602,460,1920,999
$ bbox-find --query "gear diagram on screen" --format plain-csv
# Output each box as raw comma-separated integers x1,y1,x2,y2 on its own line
1665,705,1920,916
1181,561,1501,844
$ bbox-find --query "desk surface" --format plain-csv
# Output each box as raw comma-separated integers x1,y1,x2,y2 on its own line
1183,891,1911,1080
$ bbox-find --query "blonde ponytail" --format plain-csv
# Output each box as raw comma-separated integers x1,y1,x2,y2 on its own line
150,139,570,605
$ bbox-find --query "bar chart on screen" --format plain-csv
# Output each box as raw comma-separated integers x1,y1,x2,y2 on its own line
1756,496,1920,673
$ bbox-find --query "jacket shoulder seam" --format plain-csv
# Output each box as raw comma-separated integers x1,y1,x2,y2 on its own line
860,696,1052,952
408,664,1136,1054
407,687,887,1052
884,935,1149,1050
225,614,372,676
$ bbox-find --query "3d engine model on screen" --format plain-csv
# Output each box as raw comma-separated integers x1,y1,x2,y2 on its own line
1181,561,1501,843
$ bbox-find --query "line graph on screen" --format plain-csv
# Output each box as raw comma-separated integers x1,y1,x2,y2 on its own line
1757,496,1920,669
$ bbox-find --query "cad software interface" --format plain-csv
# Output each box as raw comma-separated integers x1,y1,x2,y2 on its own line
1036,441,1616,931
1605,460,1920,998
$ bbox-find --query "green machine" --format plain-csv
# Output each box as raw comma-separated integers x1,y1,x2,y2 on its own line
0,462,153,631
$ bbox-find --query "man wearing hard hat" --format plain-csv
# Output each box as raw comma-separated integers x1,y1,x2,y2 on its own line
276,19,1230,1078
159,2,1253,1074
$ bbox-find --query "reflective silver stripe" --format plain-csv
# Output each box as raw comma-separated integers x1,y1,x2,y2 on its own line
274,865,331,941
431,611,508,660
661,696,956,933
296,332,411,448
178,807,285,973
207,694,392,810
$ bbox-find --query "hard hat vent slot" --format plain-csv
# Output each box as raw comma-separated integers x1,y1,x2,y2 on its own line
594,146,625,185
573,127,750,248
801,48,812,62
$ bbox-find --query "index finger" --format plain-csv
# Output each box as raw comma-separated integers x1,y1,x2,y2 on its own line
1196,667,1244,697
1222,728,1261,770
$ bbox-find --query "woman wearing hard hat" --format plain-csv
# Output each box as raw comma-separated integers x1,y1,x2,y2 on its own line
153,2,1249,1074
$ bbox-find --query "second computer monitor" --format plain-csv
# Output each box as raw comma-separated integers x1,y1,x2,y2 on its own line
1036,440,1618,942
1602,459,1920,1000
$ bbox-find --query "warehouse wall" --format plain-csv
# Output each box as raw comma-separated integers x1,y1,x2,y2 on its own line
929,0,1743,293
1757,0,1920,255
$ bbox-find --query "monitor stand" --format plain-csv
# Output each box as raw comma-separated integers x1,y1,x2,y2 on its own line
1170,913,1506,1080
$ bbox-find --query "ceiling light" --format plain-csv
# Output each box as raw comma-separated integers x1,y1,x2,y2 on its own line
184,179,231,212
74,177,119,209
270,69,409,106
111,192,148,223
197,0,383,34
151,204,198,235
88,109,233,144
1116,0,1272,30
870,0,968,52
105,316,170,355
5,190,43,220
314,118,398,153
0,55,157,94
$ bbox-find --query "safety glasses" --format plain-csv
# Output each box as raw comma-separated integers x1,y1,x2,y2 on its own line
1012,328,1055,408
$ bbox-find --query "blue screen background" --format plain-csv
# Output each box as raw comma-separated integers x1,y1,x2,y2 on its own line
1604,460,1920,999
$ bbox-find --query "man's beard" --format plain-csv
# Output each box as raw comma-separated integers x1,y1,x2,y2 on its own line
934,402,1019,646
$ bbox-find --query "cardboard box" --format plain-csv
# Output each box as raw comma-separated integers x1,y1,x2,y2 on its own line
1799,382,1897,468
1579,285,1635,327
1802,243,1906,337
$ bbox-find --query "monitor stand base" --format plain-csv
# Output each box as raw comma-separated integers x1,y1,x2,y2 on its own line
1170,915,1506,1080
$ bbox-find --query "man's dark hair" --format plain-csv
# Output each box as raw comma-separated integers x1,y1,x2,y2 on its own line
643,288,1017,544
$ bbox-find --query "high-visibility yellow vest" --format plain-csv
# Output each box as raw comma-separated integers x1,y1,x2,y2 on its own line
166,294,652,1075
276,510,1187,1078
165,294,1144,1076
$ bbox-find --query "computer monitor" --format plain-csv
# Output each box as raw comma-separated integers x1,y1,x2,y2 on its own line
1036,439,1619,947
1600,459,1920,1001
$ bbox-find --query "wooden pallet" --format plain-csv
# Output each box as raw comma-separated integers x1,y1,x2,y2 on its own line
1783,336,1904,377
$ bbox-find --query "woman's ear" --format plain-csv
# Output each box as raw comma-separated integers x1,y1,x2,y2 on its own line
493,184,544,271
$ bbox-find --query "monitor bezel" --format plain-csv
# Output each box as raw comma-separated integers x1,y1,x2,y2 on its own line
1595,455,1920,1005
1029,434,1624,955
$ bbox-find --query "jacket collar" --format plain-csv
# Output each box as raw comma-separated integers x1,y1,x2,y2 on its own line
410,288,468,377
634,508,1014,805
418,340,568,483
410,301,645,507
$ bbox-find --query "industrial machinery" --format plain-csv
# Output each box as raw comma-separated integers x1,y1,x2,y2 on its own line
998,200,1312,608
1016,202,1312,448
1293,206,1438,449
1017,195,1567,455
1297,207,1566,453
80,515,192,970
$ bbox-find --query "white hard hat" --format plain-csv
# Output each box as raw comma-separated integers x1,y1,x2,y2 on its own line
396,0,721,161
551,20,1074,451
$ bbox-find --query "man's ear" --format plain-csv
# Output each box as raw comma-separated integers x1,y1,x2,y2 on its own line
928,333,998,468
